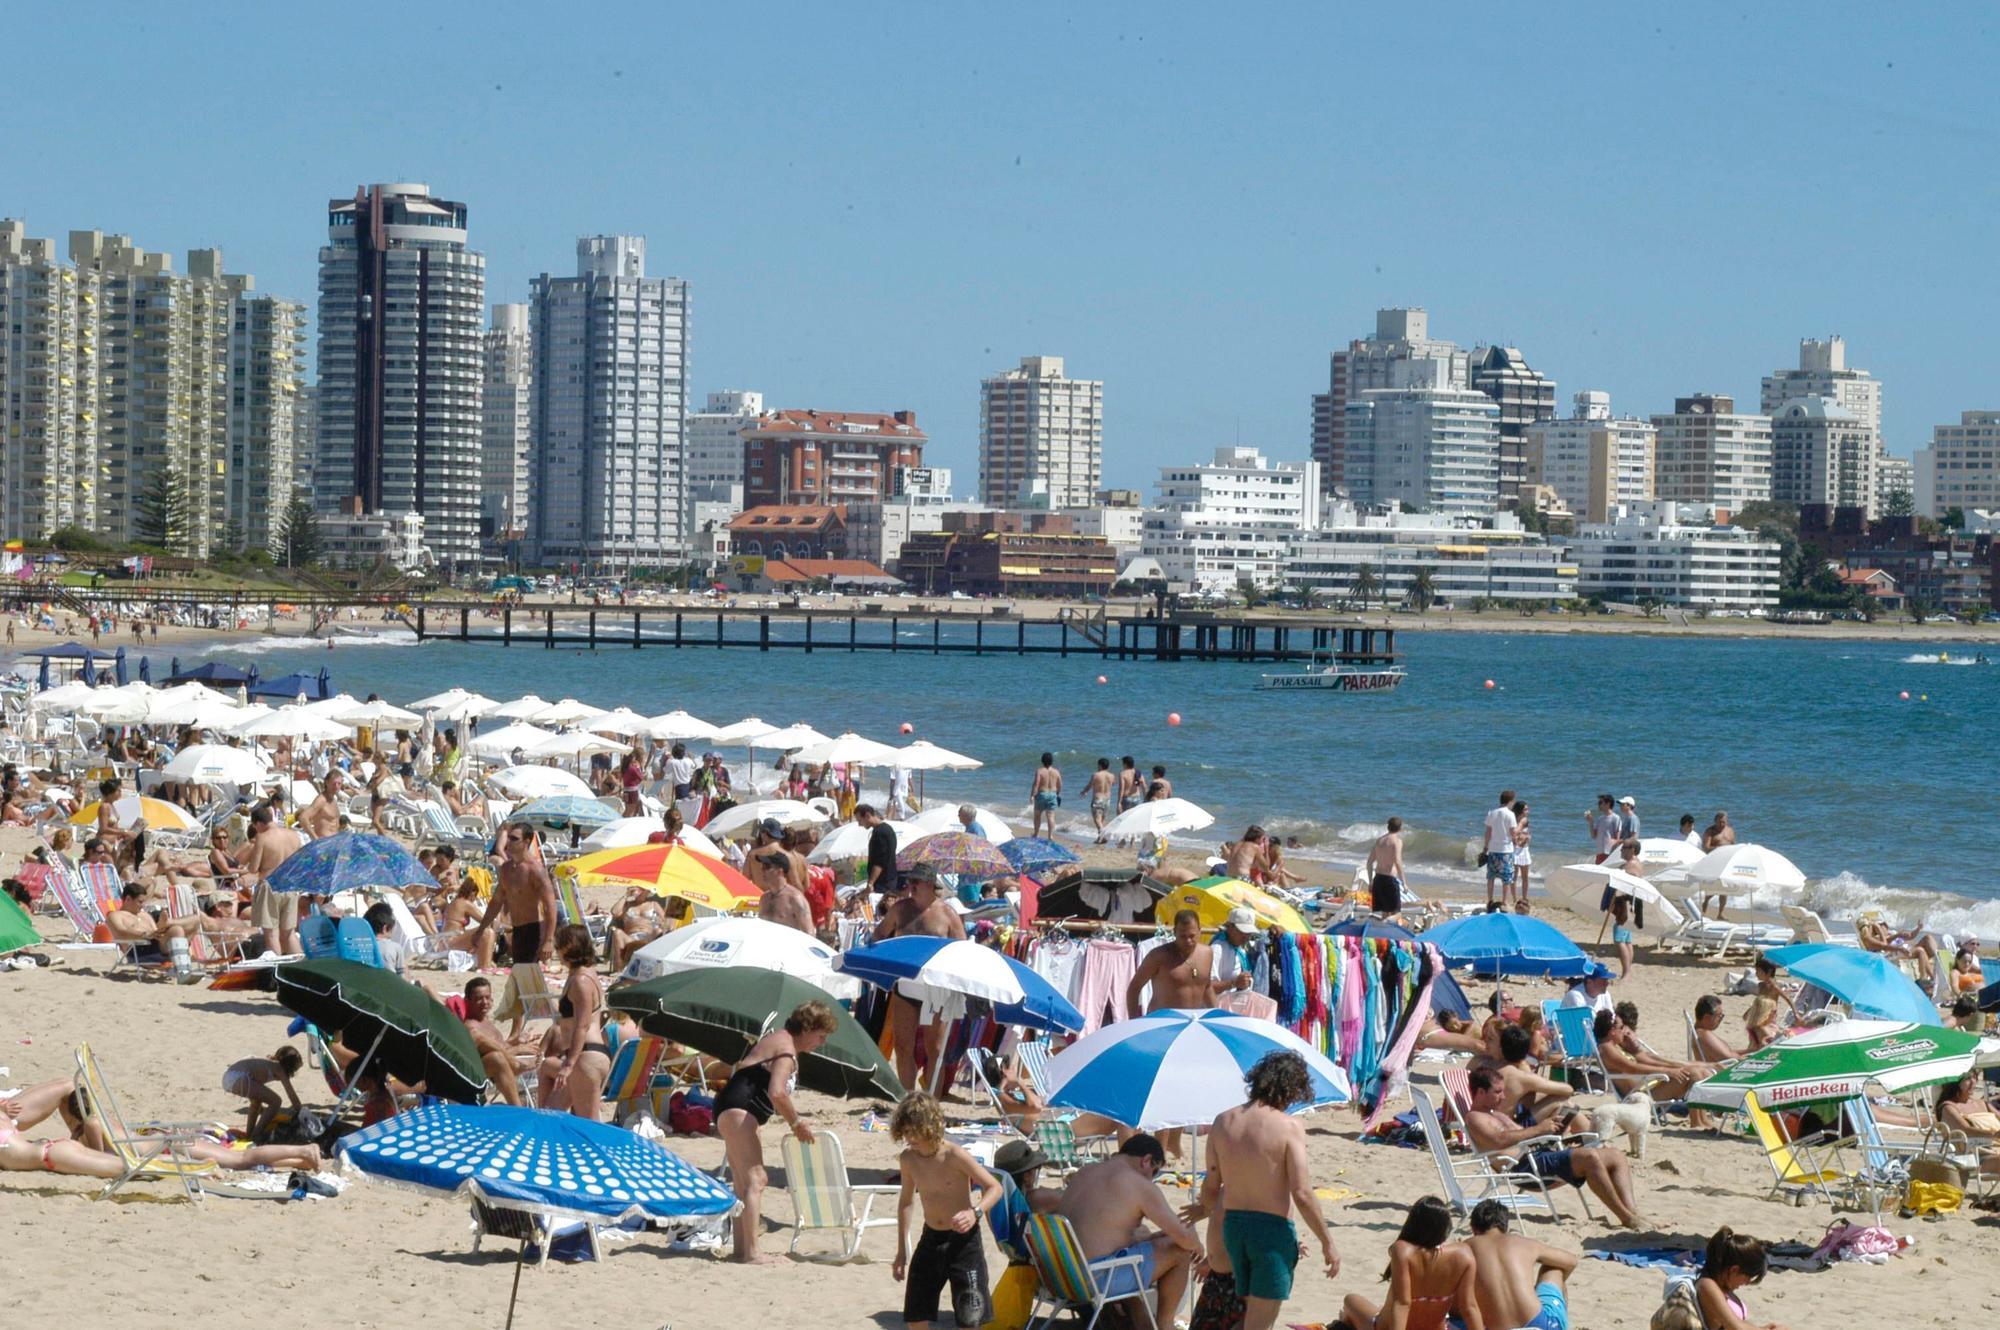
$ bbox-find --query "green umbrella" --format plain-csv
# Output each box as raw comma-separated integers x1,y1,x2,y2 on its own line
275,959,489,1103
0,891,42,956
1690,1019,2000,1110
609,970,903,1100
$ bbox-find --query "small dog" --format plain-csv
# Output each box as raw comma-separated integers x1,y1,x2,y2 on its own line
1586,1093,1654,1158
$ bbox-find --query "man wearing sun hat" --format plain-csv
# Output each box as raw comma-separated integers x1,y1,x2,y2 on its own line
1559,963,1617,1017
1613,795,1640,844
1213,906,1264,996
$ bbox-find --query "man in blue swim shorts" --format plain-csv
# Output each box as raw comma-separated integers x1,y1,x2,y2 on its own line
1029,752,1062,839
1464,1199,1578,1330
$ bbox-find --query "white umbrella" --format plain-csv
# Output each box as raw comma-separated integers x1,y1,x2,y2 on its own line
708,717,776,744
528,731,628,760
586,707,654,738
535,698,607,727
1543,863,1687,939
161,743,269,785
466,722,558,759
76,686,150,724
486,694,553,721
907,803,1016,846
335,699,424,729
578,817,723,856
807,819,919,864
409,686,496,714
301,692,363,717
232,707,353,741
149,691,250,730
893,740,982,771
432,693,499,723
1101,797,1214,840
750,722,829,752
1668,843,1808,899
621,916,859,997
487,765,596,800
1635,837,1704,868
30,681,98,713
643,710,719,742
703,798,831,839
788,731,905,766
141,682,217,720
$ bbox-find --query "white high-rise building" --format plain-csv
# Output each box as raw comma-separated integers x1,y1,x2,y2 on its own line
1526,392,1655,524
225,291,307,554
0,220,99,541
1567,501,1782,612
1770,397,1877,514
1285,503,1573,606
1876,452,1914,509
1761,337,1881,435
1317,308,1470,496
481,303,533,541
1343,358,1501,517
1651,394,1772,510
978,355,1103,508
1141,446,1322,590
685,389,763,512
1916,412,2000,516
292,384,318,500
315,183,486,570
527,235,688,569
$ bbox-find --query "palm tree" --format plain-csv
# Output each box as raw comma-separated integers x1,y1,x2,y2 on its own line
1409,566,1437,613
1351,563,1379,611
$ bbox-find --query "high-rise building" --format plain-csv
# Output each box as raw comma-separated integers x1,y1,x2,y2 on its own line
1876,452,1914,508
70,233,234,554
1916,413,2000,516
480,303,532,541
1316,309,1469,496
685,389,763,511
1770,396,1877,514
526,236,689,569
224,291,307,553
742,409,925,508
1343,358,1501,517
1525,391,1655,523
292,384,319,500
978,355,1102,508
315,183,486,569
1760,337,1881,435
1651,394,1772,510
0,219,99,541
1141,446,1322,590
1469,345,1557,506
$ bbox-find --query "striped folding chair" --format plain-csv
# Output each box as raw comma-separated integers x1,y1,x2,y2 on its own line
1021,1213,1158,1330
78,860,125,918
45,860,110,942
781,1131,898,1261
602,1036,665,1121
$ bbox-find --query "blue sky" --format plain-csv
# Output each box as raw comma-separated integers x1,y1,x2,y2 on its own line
9,3,1995,487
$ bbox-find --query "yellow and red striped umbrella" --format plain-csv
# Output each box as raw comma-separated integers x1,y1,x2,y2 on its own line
557,842,760,912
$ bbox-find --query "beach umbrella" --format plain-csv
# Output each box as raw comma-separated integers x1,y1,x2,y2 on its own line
335,699,424,729
69,795,200,831
788,731,904,767
578,818,722,857
1157,877,1310,934
1634,838,1704,868
533,697,606,727
300,691,363,717
425,691,499,722
897,830,1015,879
0,890,44,957
1101,797,1215,840
584,707,653,738
233,707,351,741
467,722,558,759
906,803,1016,845
1035,868,1172,923
1762,943,1937,1024
113,646,128,686
37,656,48,691
891,740,982,771
1688,1019,2000,1110
75,685,150,724
999,837,1081,875
487,764,594,800
749,722,829,752
138,655,151,684
512,795,619,831
806,819,918,864
486,694,553,721
703,798,829,838
618,915,858,997
609,969,901,1099
837,936,1086,1034
1543,863,1688,940
410,686,482,712
707,716,776,745
30,680,97,713
161,743,269,785
1416,912,1591,978
274,959,487,1102
557,842,760,912
1043,1007,1350,1131
266,832,435,896
642,709,719,742
526,731,627,761
1669,843,1807,899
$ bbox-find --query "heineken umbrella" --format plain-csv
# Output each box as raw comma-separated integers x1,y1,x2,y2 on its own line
1689,1019,2000,1110
275,959,489,1102
608,969,902,1100
0,890,43,956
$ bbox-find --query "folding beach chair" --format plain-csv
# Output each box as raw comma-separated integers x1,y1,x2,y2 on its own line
1742,1091,1870,1211
44,859,112,944
167,882,240,967
1411,1087,1583,1227
553,872,610,952
1020,1212,1158,1330
601,1036,665,1123
413,800,487,856
78,860,125,918
1548,1006,1610,1094
780,1131,898,1261
72,1042,219,1203
505,962,562,1026
471,1195,602,1268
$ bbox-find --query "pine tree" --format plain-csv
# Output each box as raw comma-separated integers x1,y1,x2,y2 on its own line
134,468,192,553
276,490,323,569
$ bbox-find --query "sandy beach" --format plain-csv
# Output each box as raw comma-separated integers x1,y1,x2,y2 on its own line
5,828,1995,1330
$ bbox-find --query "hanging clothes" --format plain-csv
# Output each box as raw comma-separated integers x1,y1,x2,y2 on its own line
1074,937,1138,1034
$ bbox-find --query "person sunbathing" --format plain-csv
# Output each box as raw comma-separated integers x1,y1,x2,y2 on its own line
459,976,540,1105
0,1098,128,1179
1461,1066,1646,1229
1595,1007,1718,1128
59,1090,322,1173
1858,918,1937,983
1936,1073,2000,1172
1416,1011,1486,1057
1690,995,1746,1065
973,1047,1047,1133
1494,1026,1573,1126
609,885,670,973
104,884,209,962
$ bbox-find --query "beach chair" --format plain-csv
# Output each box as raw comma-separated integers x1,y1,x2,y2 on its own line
1411,1087,1577,1227
44,858,111,942
1021,1212,1158,1330
1548,1007,1610,1094
78,860,125,918
779,1131,898,1261
494,962,562,1036
601,1036,665,1122
413,800,487,856
1742,1091,1870,1211
72,1042,219,1203
1781,905,1862,948
471,1195,603,1268
553,871,611,951
1668,896,1794,959
1031,1117,1114,1175
167,882,241,967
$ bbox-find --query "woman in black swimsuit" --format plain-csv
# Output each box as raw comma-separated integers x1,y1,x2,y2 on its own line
537,925,612,1119
716,1000,838,1264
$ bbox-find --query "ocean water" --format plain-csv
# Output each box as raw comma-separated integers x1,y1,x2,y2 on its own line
174,625,2000,928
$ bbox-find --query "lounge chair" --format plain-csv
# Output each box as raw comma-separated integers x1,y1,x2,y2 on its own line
44,859,113,945
167,882,241,967
1741,1090,1875,1213
1411,1087,1583,1227
412,800,488,856
1547,1007,1611,1095
1667,896,1794,959
471,1195,602,1267
1780,905,1862,948
780,1131,898,1261
601,1036,665,1123
72,1042,220,1203
1021,1212,1158,1330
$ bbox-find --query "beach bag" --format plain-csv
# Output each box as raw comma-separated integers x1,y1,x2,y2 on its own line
1650,1277,1704,1330
1908,1155,1965,1190
982,1263,1038,1330
668,1090,715,1136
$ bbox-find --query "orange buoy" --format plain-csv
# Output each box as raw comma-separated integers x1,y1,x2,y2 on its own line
1167,712,1182,726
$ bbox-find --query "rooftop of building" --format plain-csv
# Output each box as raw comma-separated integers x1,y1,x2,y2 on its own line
745,409,925,440
727,504,844,531
759,558,899,584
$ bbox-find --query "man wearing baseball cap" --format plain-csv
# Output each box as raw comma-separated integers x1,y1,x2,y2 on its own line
1214,907,1262,996
1559,963,1616,1016
1614,796,1640,844
984,1139,1062,1329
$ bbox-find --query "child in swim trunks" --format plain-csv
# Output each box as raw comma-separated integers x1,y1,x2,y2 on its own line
891,1091,1001,1330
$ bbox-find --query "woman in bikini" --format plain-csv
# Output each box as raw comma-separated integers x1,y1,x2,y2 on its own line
1337,1194,1486,1330
536,925,612,1119
714,999,837,1264
1693,1227,1791,1330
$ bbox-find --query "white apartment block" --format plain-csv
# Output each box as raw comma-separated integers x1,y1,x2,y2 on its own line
1526,391,1655,523
1060,503,1147,553
481,303,533,540
1761,336,1881,436
1318,308,1471,497
1876,452,1914,507
1567,501,1781,612
1916,412,2000,516
1141,446,1322,590
1284,503,1574,606
1769,396,1877,514
685,389,762,511
0,220,99,541
527,235,689,569
1343,358,1501,517
978,355,1103,508
293,384,318,499
225,292,307,554
1650,394,1772,510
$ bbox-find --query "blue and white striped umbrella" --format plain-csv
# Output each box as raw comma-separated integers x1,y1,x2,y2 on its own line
838,936,1085,1033
1044,1007,1350,1131
512,794,619,830
338,1103,737,1225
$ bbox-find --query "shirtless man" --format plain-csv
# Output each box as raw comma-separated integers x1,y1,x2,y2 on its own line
1059,1135,1203,1323
300,771,345,840
1365,818,1406,916
743,818,793,898
1127,909,1216,1157
1463,1067,1645,1228
1148,765,1173,801
1222,827,1266,882
875,865,966,1092
471,822,559,967
1196,1051,1339,1330
1029,752,1062,840
1690,995,1745,1066
1116,756,1143,812
1465,1200,1578,1330
1595,1007,1718,1124
1086,759,1116,841
104,883,207,968
756,851,815,936
459,976,541,1105
239,803,305,956
1495,1025,1575,1125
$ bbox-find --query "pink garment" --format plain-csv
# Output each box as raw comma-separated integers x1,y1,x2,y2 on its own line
1364,956,1436,1130
1074,938,1137,1035
1336,938,1366,1060
1218,990,1279,1023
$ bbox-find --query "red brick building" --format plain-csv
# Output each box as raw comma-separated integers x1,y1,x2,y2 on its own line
741,409,926,508
897,511,1117,598
726,505,847,560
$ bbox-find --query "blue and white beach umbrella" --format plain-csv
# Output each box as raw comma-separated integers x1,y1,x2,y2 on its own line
1416,912,1591,978
512,794,620,830
1043,1007,1350,1131
838,935,1085,1033
266,831,434,895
